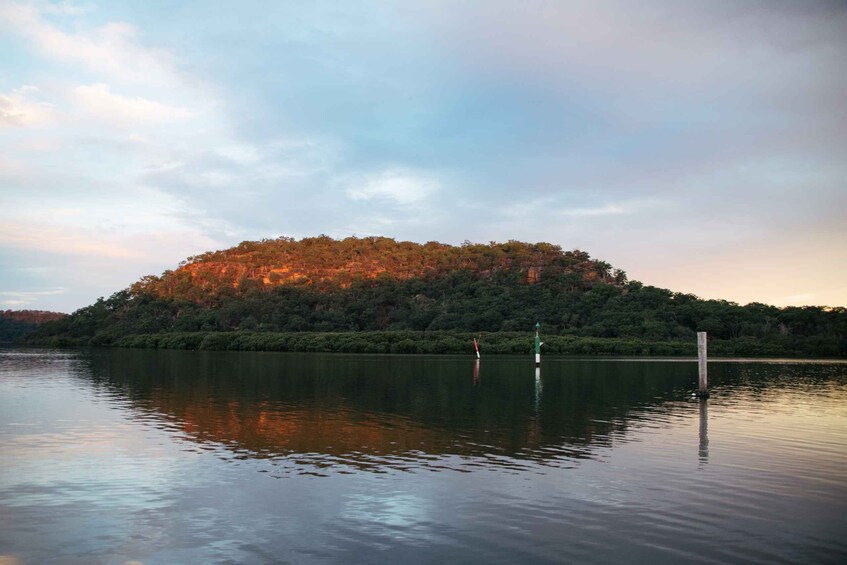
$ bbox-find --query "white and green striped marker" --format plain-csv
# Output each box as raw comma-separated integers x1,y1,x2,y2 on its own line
535,322,542,366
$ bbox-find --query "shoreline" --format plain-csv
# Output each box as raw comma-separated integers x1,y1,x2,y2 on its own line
22,330,845,359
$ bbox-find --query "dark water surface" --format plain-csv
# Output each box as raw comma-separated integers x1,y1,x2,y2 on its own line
1,348,846,564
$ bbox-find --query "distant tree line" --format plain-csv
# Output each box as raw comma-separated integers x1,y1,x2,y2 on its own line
0,310,66,343
21,236,846,356
28,275,846,357
100,330,802,357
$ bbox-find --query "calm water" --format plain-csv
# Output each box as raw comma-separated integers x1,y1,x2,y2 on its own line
1,349,846,564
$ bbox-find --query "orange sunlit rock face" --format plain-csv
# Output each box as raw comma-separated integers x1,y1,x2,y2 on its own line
131,236,617,302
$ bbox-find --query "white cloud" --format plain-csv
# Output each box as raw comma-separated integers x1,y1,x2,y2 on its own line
498,195,658,223
0,86,57,127
345,168,440,205
70,84,195,124
0,218,227,266
0,2,178,84
562,204,626,217
0,287,67,307
216,144,261,165
0,223,141,259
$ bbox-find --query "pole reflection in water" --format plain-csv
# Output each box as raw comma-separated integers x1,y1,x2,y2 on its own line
473,359,480,385
534,366,542,413
699,398,709,465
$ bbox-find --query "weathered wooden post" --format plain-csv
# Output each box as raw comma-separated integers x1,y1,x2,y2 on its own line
534,322,541,366
696,331,709,398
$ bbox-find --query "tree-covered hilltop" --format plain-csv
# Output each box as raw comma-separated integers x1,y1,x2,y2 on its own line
0,310,67,343
132,235,625,301
28,236,846,357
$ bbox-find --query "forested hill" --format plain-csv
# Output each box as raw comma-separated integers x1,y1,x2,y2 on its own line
1,310,67,343
29,236,846,357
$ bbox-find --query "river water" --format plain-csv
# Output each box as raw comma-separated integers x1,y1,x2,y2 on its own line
1,348,845,564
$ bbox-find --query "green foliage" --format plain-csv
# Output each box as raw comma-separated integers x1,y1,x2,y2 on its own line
0,310,66,343
103,330,841,357
0,317,37,343
25,236,847,358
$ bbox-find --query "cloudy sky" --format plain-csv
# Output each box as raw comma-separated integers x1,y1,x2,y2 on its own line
1,0,845,312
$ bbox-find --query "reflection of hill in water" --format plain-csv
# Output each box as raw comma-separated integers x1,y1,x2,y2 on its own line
79,351,705,471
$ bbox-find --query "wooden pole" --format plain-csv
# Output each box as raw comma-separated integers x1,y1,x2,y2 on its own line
696,331,709,398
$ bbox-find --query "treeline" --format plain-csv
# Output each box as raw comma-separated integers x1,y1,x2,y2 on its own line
29,276,846,357
38,330,800,357
0,310,66,343
23,236,847,357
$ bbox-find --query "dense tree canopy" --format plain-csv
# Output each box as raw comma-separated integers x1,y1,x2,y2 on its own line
0,310,66,343
28,236,846,357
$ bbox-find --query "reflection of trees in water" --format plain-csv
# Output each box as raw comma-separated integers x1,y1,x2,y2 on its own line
79,351,843,471
79,351,692,466
715,363,847,400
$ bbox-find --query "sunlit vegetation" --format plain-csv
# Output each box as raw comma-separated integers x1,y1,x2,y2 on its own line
27,236,847,357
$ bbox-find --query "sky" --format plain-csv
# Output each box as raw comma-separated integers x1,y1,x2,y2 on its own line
1,0,845,313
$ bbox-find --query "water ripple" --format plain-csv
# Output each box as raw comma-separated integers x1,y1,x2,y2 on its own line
2,349,846,563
